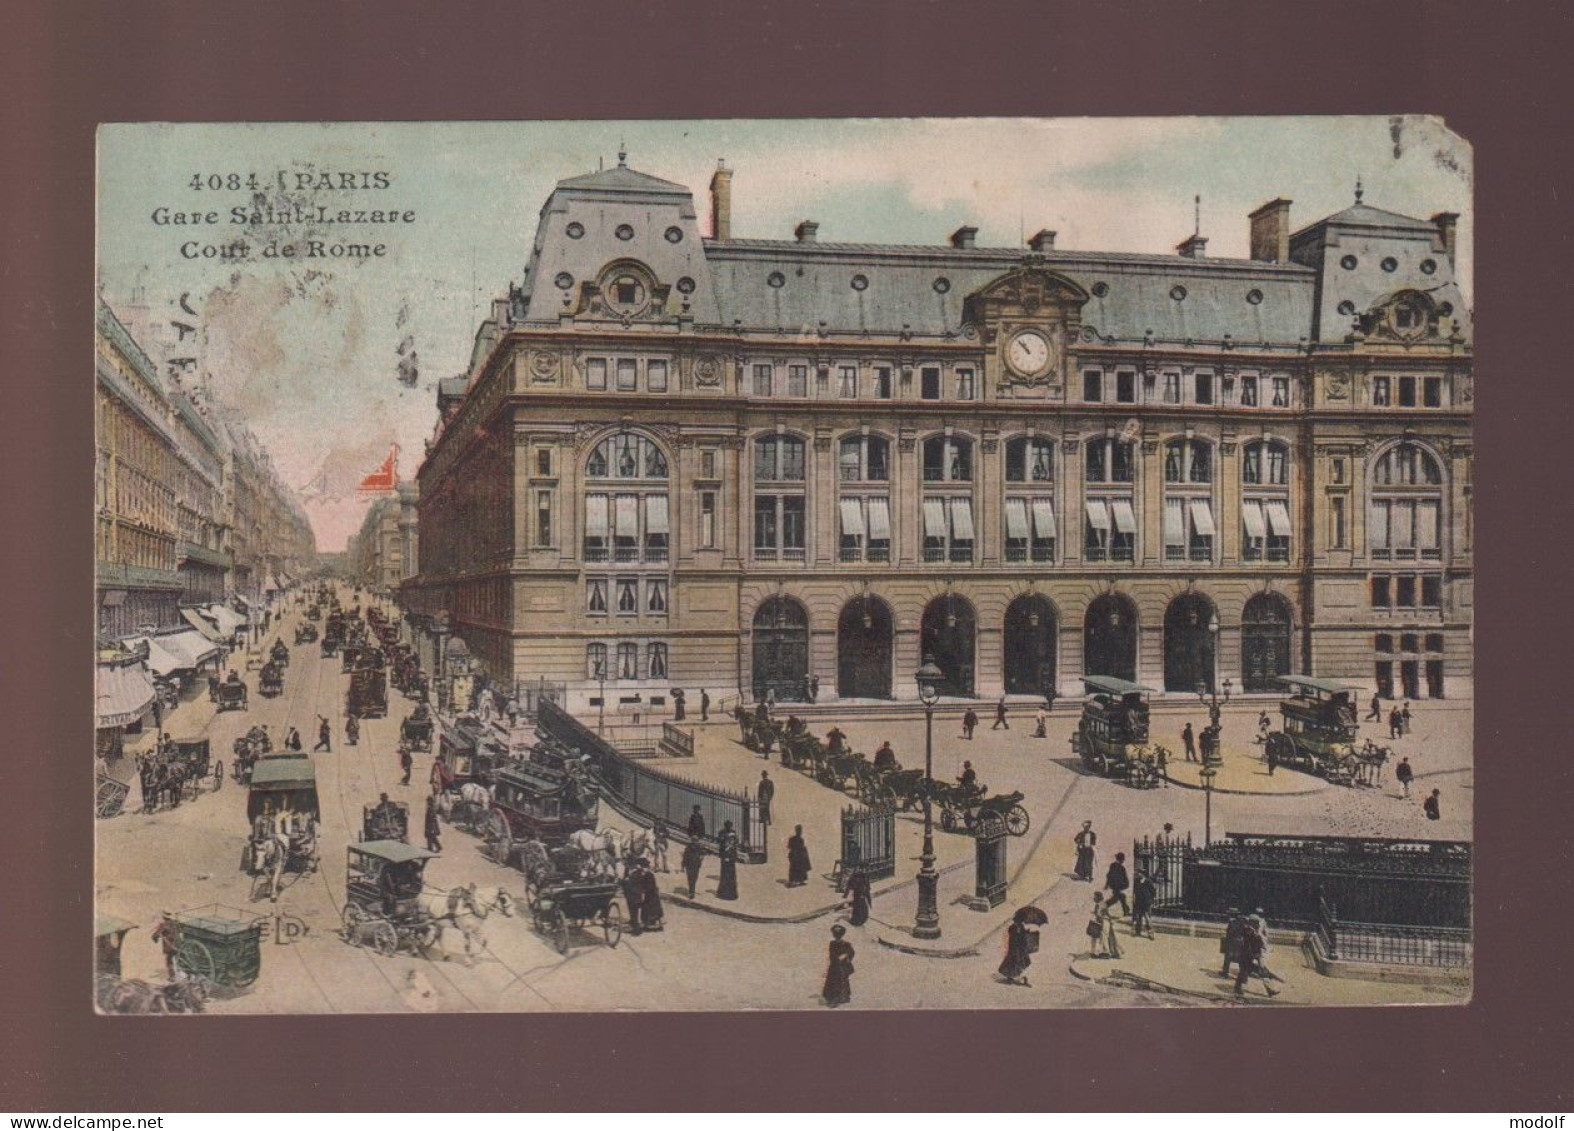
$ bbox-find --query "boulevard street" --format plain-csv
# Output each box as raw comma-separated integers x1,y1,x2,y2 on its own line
97,591,1473,1013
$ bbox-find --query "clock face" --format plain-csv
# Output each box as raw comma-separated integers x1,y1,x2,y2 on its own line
1006,329,1053,378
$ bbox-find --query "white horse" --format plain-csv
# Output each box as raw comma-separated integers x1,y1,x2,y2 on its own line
246,835,288,903
417,883,502,966
438,782,494,832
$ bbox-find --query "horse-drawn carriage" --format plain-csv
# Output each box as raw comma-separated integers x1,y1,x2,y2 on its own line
362,799,410,844
162,905,262,990
347,665,387,719
294,622,318,645
522,867,624,955
269,639,290,668
341,841,441,957
243,756,321,898
214,676,248,712
934,783,1031,837
481,761,601,868
1265,675,1389,786
169,738,223,798
258,660,284,698
1071,676,1164,786
400,705,434,752
438,713,510,786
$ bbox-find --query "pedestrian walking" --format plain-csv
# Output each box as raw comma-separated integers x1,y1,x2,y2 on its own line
1104,852,1131,914
1257,711,1272,745
1073,820,1097,881
1249,909,1277,982
787,824,812,887
1234,919,1277,997
716,822,741,900
992,696,1010,730
152,912,180,979
810,674,820,702
284,726,303,752
1266,740,1278,776
346,715,360,747
630,859,663,933
1388,707,1402,740
1220,908,1244,978
423,794,442,853
962,708,978,740
1424,788,1441,821
1034,704,1048,738
1099,896,1123,959
1395,756,1414,799
999,907,1038,986
757,770,775,826
843,866,872,926
700,689,710,722
1401,701,1413,736
681,839,705,898
1085,893,1107,957
1366,693,1382,722
1182,723,1197,762
1132,871,1156,938
314,716,331,752
671,688,686,721
1156,746,1169,786
398,743,413,786
652,821,671,872
822,924,855,1007
686,804,706,840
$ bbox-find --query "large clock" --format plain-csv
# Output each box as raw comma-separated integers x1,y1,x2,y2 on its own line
1004,327,1056,380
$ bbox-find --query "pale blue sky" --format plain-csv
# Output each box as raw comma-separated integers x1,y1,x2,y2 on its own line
97,117,1472,549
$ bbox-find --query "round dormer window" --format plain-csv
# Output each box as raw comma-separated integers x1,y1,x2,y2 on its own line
566,221,585,239
665,226,684,244
615,223,635,241
1170,284,1187,302
1420,258,1437,275
1340,255,1358,270
676,276,696,295
605,273,647,314
933,276,951,294
1439,300,1454,317
1091,281,1110,298
851,274,869,292
1381,256,1399,273
554,272,574,290
1337,300,1356,316
767,271,786,289
1246,288,1264,305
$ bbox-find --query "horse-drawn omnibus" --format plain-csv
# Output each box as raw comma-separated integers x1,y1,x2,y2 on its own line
1264,675,1388,785
481,761,600,867
347,665,387,719
438,713,509,786
1070,675,1163,786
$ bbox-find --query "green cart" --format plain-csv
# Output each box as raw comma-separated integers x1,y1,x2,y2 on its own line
169,904,262,988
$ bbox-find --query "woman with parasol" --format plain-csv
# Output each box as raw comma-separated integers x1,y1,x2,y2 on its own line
999,905,1046,986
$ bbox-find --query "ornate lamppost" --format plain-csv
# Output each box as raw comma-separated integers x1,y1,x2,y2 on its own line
913,656,944,940
1199,763,1218,846
1196,614,1232,765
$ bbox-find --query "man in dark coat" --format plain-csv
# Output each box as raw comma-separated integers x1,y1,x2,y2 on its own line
827,728,847,756
686,804,705,840
822,924,854,1007
1220,908,1244,977
1424,788,1441,821
1389,707,1403,740
1132,871,1156,938
1182,723,1197,762
1395,756,1414,799
809,674,820,702
681,839,705,898
346,715,360,747
1073,820,1097,881
632,860,663,931
787,824,812,887
399,743,413,786
699,689,710,722
957,761,978,791
992,696,1009,730
1265,739,1278,776
1366,693,1382,721
873,743,898,773
1104,852,1130,914
843,867,872,926
315,716,332,752
757,771,775,826
715,821,740,900
962,708,978,740
423,794,442,853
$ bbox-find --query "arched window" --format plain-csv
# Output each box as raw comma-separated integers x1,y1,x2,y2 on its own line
1004,437,1056,563
583,432,669,563
754,434,807,562
1163,439,1216,563
1084,438,1135,562
1370,442,1444,562
1242,440,1292,562
922,436,973,482
839,435,892,563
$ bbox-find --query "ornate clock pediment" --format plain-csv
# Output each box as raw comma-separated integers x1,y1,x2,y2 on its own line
963,265,1090,389
1357,289,1442,343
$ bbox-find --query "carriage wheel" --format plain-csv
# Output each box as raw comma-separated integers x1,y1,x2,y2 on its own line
95,781,121,819
940,808,957,833
602,903,623,948
369,920,398,957
230,954,260,988
552,909,570,955
175,938,215,984
1005,805,1031,837
212,761,223,791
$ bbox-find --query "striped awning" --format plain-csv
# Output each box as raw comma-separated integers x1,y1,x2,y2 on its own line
208,604,247,634
181,607,227,644
155,630,219,671
96,662,155,728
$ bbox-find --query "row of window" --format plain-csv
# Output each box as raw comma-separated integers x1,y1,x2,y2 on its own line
585,641,668,681
586,576,669,616
1371,574,1445,610
1372,375,1447,409
1082,369,1291,408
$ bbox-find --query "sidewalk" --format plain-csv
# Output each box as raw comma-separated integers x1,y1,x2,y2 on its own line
1163,743,1329,796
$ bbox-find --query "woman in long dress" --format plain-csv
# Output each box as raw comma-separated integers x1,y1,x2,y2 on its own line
787,825,812,887
999,908,1035,985
716,821,740,901
844,868,871,925
822,924,854,1007
1100,895,1123,960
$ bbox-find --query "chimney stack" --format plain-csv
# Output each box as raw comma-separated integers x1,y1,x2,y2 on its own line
1431,212,1459,264
1176,233,1208,259
1028,229,1056,252
709,159,732,240
794,220,819,244
1248,198,1292,263
949,225,978,250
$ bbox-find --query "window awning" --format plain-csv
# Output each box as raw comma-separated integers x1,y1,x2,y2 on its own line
162,630,220,670
1242,500,1267,539
96,662,155,729
839,498,866,537
181,607,227,644
1031,499,1056,540
614,495,639,537
1110,498,1138,535
1163,498,1185,544
923,498,947,537
948,497,975,541
1189,499,1217,538
585,494,609,538
1265,500,1292,537
867,496,891,540
1085,499,1111,530
644,494,670,535
1004,498,1029,539
135,637,185,678
208,604,247,634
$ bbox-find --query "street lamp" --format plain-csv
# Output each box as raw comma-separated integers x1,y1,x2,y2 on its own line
1196,614,1232,766
913,656,944,940
1199,763,1217,846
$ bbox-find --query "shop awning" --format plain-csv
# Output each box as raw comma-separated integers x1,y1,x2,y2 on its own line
96,662,155,728
181,607,227,644
208,604,247,634
160,630,219,671
134,636,184,678
264,573,282,592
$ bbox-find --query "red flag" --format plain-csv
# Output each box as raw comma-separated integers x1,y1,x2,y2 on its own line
357,445,399,495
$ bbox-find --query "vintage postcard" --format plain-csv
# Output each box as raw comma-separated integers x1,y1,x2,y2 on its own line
93,117,1472,1013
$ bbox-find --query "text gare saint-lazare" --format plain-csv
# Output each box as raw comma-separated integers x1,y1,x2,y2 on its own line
151,169,414,260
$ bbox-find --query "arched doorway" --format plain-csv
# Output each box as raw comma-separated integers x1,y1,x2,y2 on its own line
837,597,893,699
920,595,976,697
1164,593,1217,693
1003,595,1057,696
1241,592,1293,692
1084,594,1137,682
752,597,809,702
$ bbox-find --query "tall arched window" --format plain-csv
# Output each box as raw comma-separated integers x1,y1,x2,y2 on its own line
921,435,975,563
1370,441,1443,562
583,432,669,562
1163,438,1215,563
839,434,891,563
1005,437,1055,563
754,434,807,562
1242,439,1292,562
1084,437,1135,562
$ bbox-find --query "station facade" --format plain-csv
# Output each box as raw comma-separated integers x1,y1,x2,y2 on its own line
403,159,1472,711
